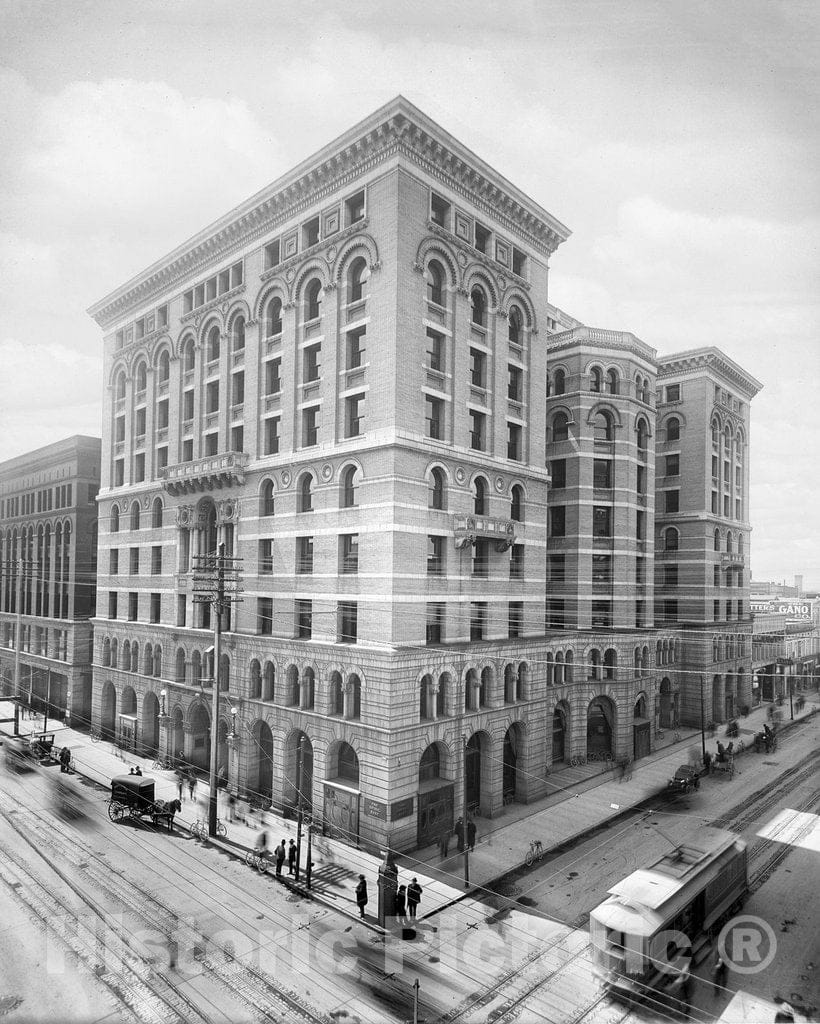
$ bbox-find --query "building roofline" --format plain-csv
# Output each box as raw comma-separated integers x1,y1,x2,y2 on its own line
87,95,572,328
0,435,101,475
657,346,763,398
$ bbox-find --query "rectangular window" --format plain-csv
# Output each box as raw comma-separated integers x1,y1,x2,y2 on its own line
714,565,721,587
474,221,491,253
346,326,366,369
129,547,139,575
341,534,359,574
551,459,566,489
258,597,273,635
507,422,522,461
714,599,721,620
109,549,119,574
425,395,444,440
259,539,273,574
549,553,565,582
510,543,524,579
664,564,679,586
182,439,193,462
345,393,364,438
304,343,321,382
663,599,678,622
177,594,187,627
303,215,320,248
470,602,487,641
206,380,220,413
427,535,444,575
470,348,486,388
430,192,450,228
302,406,319,447
665,454,680,477
469,409,486,451
637,510,646,540
296,536,314,574
264,238,280,269
296,599,312,640
547,599,565,629
472,538,490,577
591,600,612,627
735,498,742,519
128,592,138,621
337,601,357,643
665,384,681,402
712,455,719,480
156,399,169,430
265,358,281,395
183,390,194,421
735,465,742,487
108,592,118,619
550,506,566,537
593,459,612,489
134,452,145,483
264,417,280,455
232,371,244,406
723,494,731,517
150,593,161,624
231,425,244,452
508,601,523,638
204,433,218,456
512,247,527,277
637,463,646,495
135,407,146,439
114,459,124,486
712,490,719,514
426,602,444,644
156,446,168,471
592,554,612,586
593,506,612,538
345,189,365,225
426,328,444,371
666,490,680,513
507,365,523,402
636,556,646,585
151,546,162,575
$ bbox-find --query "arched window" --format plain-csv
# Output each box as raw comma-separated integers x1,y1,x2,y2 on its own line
606,369,619,395
298,473,313,513
231,315,245,352
206,325,220,363
266,296,283,337
348,257,368,303
111,505,119,533
473,477,487,516
738,533,744,554
589,648,602,681
130,501,140,531
115,371,126,400
590,367,602,393
726,531,733,554
182,337,195,372
102,637,111,666
604,648,617,680
304,279,322,321
340,466,358,508
714,528,721,551
135,362,147,394
337,742,359,782
151,498,163,528
665,527,679,551
594,411,614,441
249,660,261,699
711,419,720,446
553,368,566,395
636,418,649,453
470,286,487,327
260,479,275,516
427,260,445,306
552,412,570,442
508,306,522,345
666,417,680,442
510,485,523,522
263,662,275,701
153,645,162,678
724,425,732,452
429,468,446,510
158,350,170,383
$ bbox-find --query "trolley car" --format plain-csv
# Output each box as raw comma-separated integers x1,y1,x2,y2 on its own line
589,827,747,1007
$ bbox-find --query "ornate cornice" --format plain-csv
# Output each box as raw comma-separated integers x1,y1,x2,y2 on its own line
88,97,571,329
657,347,763,400
547,325,657,367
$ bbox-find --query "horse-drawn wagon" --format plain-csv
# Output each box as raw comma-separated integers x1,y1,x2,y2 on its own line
108,775,181,831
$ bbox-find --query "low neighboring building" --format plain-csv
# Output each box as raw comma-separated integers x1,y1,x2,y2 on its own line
0,436,101,726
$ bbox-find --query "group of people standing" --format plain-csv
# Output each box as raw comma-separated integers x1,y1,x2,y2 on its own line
254,832,297,877
354,872,423,923
439,816,476,859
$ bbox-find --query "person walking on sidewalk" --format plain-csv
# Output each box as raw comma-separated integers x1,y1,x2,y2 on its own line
407,878,422,920
274,839,286,878
467,817,476,851
439,829,451,860
395,885,407,925
175,769,185,803
355,875,368,918
187,769,197,802
287,839,297,876
711,952,728,996
454,817,464,853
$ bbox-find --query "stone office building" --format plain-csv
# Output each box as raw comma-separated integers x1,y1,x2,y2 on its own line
87,97,759,852
0,436,101,727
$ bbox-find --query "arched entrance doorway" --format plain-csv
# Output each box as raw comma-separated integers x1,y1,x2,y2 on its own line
712,675,724,723
171,708,184,765
587,697,615,758
465,731,491,815
248,720,274,802
417,742,453,848
101,680,116,741
189,703,211,771
633,693,650,760
141,691,160,756
283,730,313,813
503,724,525,804
323,741,358,844
552,704,568,763
724,674,735,720
659,677,673,729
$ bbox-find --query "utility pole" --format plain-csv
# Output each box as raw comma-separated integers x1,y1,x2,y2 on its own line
462,734,470,888
14,558,23,713
699,675,706,764
192,543,243,839
43,667,52,733
295,734,305,881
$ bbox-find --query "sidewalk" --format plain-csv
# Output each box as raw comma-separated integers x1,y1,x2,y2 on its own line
2,694,817,927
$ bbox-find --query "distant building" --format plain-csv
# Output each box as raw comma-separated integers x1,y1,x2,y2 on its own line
0,436,101,725
86,97,762,852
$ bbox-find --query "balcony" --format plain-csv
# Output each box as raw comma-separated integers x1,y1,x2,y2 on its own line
454,514,515,551
720,553,745,569
160,451,248,495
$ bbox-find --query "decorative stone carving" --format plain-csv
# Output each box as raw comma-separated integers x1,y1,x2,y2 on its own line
457,251,468,267
321,463,334,481
217,498,239,523
495,476,505,493
280,470,291,487
455,467,466,484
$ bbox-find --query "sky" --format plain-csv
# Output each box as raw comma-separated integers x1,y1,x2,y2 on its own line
0,0,818,587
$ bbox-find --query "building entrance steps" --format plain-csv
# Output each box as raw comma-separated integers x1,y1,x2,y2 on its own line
1,694,817,927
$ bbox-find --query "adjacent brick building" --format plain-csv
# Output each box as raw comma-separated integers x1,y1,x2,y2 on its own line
86,97,761,852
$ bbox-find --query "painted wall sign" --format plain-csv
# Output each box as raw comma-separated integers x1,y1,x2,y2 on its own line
390,797,415,821
363,798,387,820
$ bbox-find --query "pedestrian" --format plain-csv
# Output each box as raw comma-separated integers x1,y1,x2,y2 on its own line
176,769,184,803
287,839,297,875
711,952,728,995
274,839,286,877
227,791,236,822
217,764,227,789
59,746,71,773
407,877,422,920
187,769,197,801
467,817,476,851
134,764,142,776
395,885,407,924
439,829,451,860
167,914,179,971
254,830,269,864
454,817,464,853
355,875,368,918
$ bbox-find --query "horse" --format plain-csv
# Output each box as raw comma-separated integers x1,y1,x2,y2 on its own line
151,798,182,832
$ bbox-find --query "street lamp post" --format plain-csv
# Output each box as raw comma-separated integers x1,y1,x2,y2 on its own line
295,734,305,882
699,675,707,765
462,734,470,888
